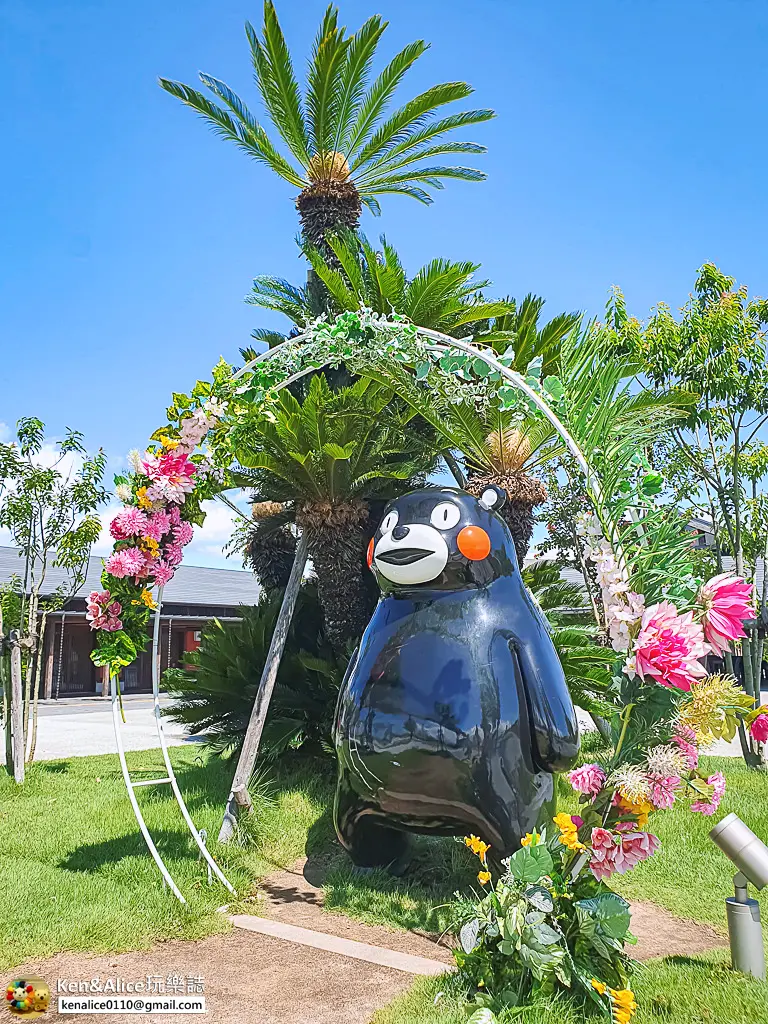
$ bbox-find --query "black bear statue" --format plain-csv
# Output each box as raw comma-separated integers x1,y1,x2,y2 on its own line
333,485,580,869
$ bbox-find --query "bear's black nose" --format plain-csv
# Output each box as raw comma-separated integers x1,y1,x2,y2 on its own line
391,525,410,541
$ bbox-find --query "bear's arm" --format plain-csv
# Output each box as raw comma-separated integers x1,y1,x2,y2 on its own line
506,601,580,774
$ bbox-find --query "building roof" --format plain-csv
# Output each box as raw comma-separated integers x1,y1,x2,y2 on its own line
0,546,262,607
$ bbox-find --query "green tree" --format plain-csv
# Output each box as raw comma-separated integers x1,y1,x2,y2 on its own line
0,419,108,775
231,374,439,650
160,3,493,251
628,263,768,764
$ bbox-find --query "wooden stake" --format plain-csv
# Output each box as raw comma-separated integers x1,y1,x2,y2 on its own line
218,531,309,842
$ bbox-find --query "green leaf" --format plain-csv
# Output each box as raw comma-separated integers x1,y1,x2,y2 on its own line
542,375,565,401
467,1011,499,1024
506,844,554,883
574,893,631,941
460,918,480,953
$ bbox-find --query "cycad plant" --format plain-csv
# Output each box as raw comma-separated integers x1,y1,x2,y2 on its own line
231,374,439,649
163,585,343,757
359,354,562,562
242,231,515,352
160,3,493,250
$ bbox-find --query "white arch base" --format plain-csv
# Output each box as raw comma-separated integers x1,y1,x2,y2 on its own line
111,587,235,904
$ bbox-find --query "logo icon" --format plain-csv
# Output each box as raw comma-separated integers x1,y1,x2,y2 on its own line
5,978,49,1017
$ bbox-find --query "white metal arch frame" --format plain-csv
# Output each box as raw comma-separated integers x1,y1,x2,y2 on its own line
120,320,616,875
111,585,235,903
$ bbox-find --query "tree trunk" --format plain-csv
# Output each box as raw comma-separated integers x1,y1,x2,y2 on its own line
218,531,309,843
21,591,38,743
10,635,24,784
26,609,48,763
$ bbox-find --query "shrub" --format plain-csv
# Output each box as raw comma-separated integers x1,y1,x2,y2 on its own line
163,584,346,758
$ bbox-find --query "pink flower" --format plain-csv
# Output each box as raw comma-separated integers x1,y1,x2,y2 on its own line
85,590,123,632
568,763,606,797
105,547,146,579
749,713,768,744
173,520,194,546
589,826,660,881
142,451,197,504
628,600,709,692
691,772,726,816
168,504,182,526
698,572,754,656
648,774,681,810
672,736,698,771
143,510,172,541
164,543,184,567
109,507,149,540
152,560,175,586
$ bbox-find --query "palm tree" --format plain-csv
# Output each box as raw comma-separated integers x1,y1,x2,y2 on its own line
242,231,515,351
476,294,581,375
159,3,494,251
232,374,439,650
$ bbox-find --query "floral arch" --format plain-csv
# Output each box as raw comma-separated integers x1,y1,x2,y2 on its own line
89,311,761,995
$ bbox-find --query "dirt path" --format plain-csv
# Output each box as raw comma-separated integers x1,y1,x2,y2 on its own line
9,859,726,1024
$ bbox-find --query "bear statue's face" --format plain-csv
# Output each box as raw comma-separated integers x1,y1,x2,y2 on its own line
368,486,517,592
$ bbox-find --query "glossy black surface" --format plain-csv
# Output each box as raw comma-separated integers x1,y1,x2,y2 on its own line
333,487,580,868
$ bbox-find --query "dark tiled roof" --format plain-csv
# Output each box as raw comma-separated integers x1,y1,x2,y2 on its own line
0,546,261,607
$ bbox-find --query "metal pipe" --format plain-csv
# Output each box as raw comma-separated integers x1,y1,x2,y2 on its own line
44,611,243,622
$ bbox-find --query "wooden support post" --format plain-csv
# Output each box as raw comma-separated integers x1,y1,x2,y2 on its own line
10,633,24,784
218,531,309,842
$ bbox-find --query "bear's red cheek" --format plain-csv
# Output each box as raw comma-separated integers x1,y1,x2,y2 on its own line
457,526,491,560
367,537,375,568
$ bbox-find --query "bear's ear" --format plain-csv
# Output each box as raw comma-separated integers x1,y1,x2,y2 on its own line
478,485,506,511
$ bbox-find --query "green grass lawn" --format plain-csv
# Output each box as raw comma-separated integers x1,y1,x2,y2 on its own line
3,746,768,1023
0,747,332,971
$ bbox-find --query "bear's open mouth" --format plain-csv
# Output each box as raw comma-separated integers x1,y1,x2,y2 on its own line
375,547,433,566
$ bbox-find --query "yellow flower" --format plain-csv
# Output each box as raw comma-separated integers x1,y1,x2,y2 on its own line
614,795,654,829
520,830,540,847
140,536,160,557
463,835,490,860
158,434,179,451
591,979,607,995
609,987,637,1024
553,813,586,851
140,589,156,609
136,487,152,510
477,870,492,885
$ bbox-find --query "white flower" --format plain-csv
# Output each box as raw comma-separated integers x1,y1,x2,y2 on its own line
115,483,132,502
128,449,145,473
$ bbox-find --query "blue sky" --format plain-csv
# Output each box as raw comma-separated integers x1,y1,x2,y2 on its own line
2,0,768,565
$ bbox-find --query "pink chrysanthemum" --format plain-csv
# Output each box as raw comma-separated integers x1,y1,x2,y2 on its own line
568,763,606,797
628,600,709,692
85,590,123,632
152,560,175,586
749,713,768,744
589,826,660,881
691,772,726,816
109,507,149,540
647,774,680,810
142,510,172,542
164,543,184,567
698,573,754,656
173,520,194,546
105,547,146,579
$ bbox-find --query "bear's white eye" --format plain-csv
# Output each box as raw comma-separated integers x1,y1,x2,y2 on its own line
480,486,500,509
380,509,399,534
430,501,461,530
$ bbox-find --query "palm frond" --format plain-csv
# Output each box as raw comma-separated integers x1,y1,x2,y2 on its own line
247,3,310,165
345,39,428,155
305,7,349,163
331,14,386,154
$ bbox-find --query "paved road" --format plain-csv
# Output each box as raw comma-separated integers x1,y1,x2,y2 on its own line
2,694,757,764
0,695,199,763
